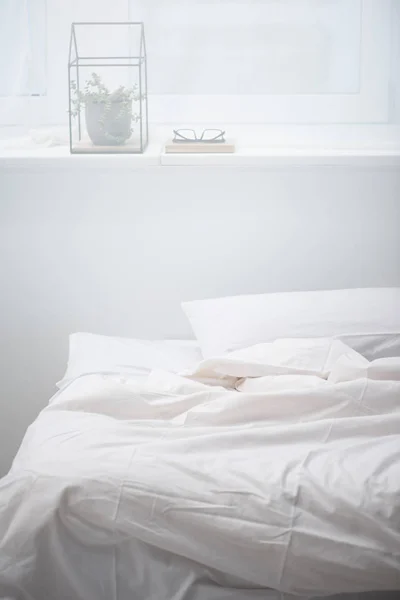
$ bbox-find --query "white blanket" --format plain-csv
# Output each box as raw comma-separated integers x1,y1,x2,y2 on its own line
0,338,400,600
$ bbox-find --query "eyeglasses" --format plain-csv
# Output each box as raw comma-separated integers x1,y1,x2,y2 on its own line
173,129,226,143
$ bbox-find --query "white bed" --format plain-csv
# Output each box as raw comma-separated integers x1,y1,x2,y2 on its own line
1,289,400,600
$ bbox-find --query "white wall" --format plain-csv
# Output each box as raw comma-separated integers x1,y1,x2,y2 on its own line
1,165,400,476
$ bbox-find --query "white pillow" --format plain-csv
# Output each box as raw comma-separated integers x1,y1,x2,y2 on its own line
182,287,400,359
57,333,202,388
336,332,400,361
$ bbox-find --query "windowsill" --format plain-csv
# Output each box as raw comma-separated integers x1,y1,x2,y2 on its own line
161,146,400,167
0,143,162,170
1,124,399,170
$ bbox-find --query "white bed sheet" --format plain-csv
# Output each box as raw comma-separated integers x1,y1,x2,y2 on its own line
0,338,399,600
57,332,202,388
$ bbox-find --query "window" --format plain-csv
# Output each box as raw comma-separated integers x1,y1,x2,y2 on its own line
391,0,400,122
135,0,362,96
131,0,395,124
0,0,399,127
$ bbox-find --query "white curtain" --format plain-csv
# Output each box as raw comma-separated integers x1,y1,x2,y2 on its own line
0,0,46,97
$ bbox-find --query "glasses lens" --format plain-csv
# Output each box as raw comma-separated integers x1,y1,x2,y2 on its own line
202,129,224,141
175,129,197,141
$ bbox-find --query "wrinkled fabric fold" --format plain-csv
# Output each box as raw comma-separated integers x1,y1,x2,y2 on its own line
0,339,399,600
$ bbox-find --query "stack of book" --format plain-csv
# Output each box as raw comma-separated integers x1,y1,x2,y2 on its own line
164,140,235,154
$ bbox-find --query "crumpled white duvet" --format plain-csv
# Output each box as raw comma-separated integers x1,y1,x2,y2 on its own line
1,338,400,600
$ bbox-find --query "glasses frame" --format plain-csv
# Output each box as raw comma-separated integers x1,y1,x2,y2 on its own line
173,128,226,143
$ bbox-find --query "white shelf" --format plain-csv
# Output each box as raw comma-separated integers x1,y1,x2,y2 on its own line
160,147,400,168
160,124,400,167
1,125,399,170
0,141,163,171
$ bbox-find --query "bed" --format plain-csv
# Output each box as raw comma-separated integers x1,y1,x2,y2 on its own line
0,288,399,600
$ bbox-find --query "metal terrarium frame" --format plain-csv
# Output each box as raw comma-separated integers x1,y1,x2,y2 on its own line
68,22,148,154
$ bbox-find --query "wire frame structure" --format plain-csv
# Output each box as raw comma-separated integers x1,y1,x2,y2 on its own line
68,22,148,154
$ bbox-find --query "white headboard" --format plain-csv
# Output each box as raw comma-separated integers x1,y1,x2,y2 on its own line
1,163,400,474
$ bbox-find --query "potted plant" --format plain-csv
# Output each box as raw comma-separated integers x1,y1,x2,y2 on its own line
70,73,141,146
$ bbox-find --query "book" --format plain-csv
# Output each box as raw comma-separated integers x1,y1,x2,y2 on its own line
164,139,235,154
